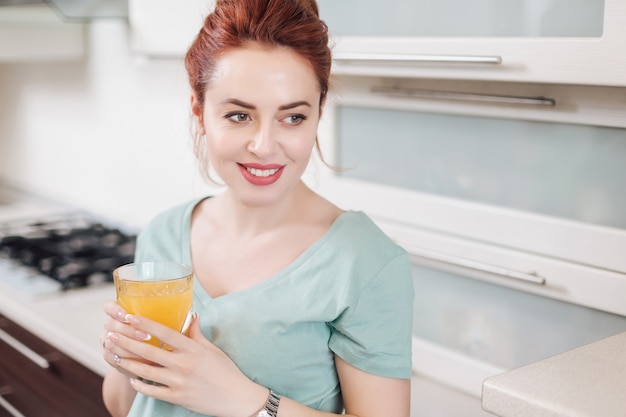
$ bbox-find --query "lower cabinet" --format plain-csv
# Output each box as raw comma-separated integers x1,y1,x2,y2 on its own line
0,314,109,417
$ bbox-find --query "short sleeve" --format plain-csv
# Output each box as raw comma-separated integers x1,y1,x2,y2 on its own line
328,253,414,379
133,198,199,264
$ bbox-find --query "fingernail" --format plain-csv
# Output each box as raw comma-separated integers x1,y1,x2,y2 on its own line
117,311,129,322
125,314,139,325
107,332,119,342
135,330,151,341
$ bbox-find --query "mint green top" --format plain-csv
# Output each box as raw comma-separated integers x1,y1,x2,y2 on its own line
127,197,414,417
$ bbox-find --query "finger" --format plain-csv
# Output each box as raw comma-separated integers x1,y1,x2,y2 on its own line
187,314,221,352
103,300,129,322
105,331,163,369
103,348,123,367
187,313,202,340
115,349,175,388
129,375,173,399
103,334,141,362
103,312,152,343
110,329,172,367
102,350,144,380
125,315,190,351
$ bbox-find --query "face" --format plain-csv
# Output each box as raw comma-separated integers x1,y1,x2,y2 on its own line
192,42,322,207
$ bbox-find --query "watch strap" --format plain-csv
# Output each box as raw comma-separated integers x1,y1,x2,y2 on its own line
255,389,280,417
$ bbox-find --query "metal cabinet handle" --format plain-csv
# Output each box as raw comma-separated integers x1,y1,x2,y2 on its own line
405,245,546,285
0,387,26,417
0,328,50,369
371,86,556,107
334,52,502,65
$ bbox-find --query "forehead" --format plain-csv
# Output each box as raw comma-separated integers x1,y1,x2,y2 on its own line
206,42,320,103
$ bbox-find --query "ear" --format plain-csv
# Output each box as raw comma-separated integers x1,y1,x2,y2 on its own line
190,93,206,136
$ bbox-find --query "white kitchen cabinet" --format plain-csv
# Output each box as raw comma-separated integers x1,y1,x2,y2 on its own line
0,4,83,61
313,75,626,316
128,0,213,57
318,0,626,86
407,259,626,397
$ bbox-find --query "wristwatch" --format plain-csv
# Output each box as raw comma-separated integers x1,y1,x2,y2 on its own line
255,390,281,417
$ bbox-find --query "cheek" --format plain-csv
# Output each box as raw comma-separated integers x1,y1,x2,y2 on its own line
286,130,318,160
204,133,240,171
205,124,239,151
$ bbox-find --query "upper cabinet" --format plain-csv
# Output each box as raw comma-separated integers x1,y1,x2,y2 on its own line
0,4,84,61
128,0,212,57
318,0,626,86
314,76,626,316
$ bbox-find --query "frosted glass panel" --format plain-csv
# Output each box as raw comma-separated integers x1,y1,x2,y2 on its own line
336,106,626,229
319,0,604,37
411,264,626,368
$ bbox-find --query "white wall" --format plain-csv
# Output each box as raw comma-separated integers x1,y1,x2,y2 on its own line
0,20,217,227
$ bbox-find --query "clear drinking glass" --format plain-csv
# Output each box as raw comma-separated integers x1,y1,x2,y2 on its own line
113,262,194,349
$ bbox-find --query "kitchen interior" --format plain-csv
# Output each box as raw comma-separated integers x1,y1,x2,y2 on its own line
0,0,625,416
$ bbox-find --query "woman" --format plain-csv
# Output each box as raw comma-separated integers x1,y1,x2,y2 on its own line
101,1,414,416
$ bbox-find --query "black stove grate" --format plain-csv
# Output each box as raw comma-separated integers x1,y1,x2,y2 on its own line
0,214,136,291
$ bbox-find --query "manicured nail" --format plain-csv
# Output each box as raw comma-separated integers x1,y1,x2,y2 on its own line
107,332,119,343
135,330,151,341
125,314,139,325
117,311,129,322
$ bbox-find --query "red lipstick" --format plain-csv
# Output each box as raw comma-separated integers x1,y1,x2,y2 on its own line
238,163,284,186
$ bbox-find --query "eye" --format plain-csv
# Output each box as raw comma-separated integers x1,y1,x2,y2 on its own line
283,114,306,125
226,112,250,123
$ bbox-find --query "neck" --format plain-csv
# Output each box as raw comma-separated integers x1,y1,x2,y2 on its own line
216,181,313,237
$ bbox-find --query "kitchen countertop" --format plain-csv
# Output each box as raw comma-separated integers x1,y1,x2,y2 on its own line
0,283,114,377
0,189,125,377
0,189,114,377
481,331,626,417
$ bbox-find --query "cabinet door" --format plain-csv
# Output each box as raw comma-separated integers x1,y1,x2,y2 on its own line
129,0,212,56
318,0,626,86
408,260,626,397
321,0,604,38
0,5,84,62
0,315,109,417
313,77,626,313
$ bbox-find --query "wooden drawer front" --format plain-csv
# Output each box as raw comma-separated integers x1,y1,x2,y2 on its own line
0,314,109,417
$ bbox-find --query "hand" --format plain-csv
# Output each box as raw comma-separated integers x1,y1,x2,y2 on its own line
101,300,154,378
106,313,269,417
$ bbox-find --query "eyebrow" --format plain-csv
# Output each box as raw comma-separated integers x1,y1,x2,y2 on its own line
278,101,312,111
219,98,311,111
219,98,255,109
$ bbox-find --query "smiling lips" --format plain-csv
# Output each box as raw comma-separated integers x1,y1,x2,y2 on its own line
239,163,284,186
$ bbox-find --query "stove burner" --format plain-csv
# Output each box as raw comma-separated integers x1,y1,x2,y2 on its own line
0,214,136,291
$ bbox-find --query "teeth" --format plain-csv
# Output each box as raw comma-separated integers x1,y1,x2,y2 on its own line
246,167,279,177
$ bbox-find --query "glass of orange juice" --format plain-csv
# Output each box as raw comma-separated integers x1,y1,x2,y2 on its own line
113,262,194,349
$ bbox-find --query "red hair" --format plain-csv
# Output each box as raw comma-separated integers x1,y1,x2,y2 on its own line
185,0,331,108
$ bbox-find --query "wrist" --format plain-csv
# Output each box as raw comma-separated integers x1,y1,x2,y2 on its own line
240,384,271,417
248,388,281,417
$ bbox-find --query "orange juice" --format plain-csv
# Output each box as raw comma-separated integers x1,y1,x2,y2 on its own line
114,262,193,348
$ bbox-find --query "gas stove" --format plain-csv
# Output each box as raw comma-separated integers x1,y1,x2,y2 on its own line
0,210,137,297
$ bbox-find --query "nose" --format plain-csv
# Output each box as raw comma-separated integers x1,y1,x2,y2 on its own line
247,121,277,157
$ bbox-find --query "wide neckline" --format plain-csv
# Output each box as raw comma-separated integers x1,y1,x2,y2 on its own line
181,198,358,306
